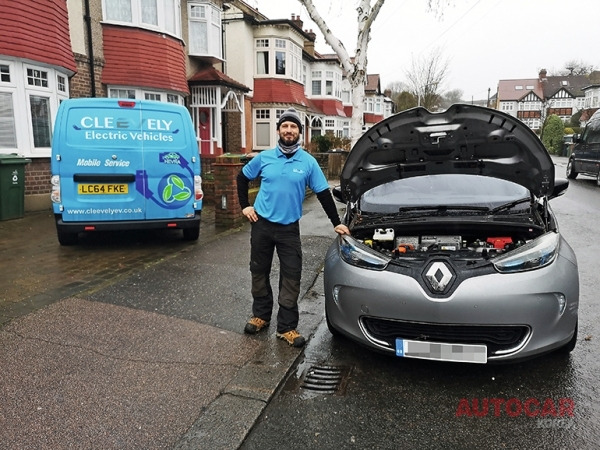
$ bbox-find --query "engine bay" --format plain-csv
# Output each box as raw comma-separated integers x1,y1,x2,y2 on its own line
355,227,533,260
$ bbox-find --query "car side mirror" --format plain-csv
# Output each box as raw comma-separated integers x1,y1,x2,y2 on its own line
573,133,581,143
551,178,569,199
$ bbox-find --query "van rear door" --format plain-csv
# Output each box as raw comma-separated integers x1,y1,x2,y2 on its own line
56,99,198,223
58,99,144,222
136,101,198,221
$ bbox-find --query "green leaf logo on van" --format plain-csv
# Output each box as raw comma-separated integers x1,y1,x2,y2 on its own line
162,174,192,203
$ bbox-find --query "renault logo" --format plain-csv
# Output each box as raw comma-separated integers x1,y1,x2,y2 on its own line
425,261,454,293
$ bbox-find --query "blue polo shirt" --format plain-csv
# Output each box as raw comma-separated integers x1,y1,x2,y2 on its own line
242,147,330,225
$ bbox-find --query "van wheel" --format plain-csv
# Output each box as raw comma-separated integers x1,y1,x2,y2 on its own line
566,159,578,179
596,171,600,187
183,225,200,241
57,231,78,246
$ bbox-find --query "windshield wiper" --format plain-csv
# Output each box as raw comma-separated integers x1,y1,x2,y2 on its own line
490,197,532,214
397,205,490,214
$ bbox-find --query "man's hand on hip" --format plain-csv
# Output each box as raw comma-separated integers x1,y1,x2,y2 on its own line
243,206,258,222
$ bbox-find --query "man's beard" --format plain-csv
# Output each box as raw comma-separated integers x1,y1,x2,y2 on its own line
280,134,299,146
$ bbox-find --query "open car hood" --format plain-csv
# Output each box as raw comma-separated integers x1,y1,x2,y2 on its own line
340,104,554,203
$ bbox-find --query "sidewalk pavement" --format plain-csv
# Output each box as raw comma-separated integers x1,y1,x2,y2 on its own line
0,194,340,449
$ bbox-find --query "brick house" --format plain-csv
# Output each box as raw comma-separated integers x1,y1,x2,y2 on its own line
1,0,249,211
0,0,389,212
496,69,589,131
0,0,76,210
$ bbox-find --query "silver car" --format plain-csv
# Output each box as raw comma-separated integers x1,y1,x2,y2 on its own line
324,104,579,364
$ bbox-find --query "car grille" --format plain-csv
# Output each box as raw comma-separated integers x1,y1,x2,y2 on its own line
361,317,530,356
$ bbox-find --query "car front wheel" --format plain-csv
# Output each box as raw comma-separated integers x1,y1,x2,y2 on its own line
566,159,578,179
557,322,577,354
325,310,342,337
596,171,600,187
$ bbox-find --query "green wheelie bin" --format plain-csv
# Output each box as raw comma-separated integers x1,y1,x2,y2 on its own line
0,154,31,220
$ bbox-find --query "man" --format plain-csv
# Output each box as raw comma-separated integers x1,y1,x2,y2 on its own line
237,108,350,347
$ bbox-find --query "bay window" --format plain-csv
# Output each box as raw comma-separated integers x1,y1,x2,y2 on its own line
0,61,69,156
255,38,302,83
103,0,181,37
188,2,222,59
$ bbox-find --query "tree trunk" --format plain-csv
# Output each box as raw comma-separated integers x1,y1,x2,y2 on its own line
298,0,385,146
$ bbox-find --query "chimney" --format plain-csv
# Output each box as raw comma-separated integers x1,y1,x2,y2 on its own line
304,29,316,56
291,13,303,29
539,69,547,81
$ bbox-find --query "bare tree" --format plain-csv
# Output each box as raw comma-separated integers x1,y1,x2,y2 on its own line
296,0,449,143
298,0,385,145
439,88,464,110
553,60,595,76
404,47,449,111
385,81,416,112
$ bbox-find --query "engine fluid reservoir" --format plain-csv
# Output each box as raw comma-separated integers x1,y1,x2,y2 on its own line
487,237,513,249
373,228,395,242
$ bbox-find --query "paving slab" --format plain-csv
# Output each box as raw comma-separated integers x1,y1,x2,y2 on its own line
0,298,262,449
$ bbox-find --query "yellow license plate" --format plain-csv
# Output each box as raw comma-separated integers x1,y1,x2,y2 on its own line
78,184,129,194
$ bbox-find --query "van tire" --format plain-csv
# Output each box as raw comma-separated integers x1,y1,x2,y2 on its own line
58,231,78,246
566,158,578,179
183,225,200,241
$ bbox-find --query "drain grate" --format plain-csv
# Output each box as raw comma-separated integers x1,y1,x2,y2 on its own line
301,365,351,395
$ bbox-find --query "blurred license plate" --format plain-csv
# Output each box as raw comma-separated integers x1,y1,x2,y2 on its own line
396,338,487,364
78,184,128,195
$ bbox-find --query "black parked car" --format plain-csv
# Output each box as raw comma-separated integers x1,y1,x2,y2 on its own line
566,110,600,186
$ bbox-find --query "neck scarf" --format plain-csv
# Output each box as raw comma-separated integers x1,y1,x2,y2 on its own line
277,139,300,155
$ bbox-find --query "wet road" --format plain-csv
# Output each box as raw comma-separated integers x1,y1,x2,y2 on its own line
240,162,600,450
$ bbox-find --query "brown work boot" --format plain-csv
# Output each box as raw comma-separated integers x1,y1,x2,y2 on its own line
276,329,306,348
244,317,270,334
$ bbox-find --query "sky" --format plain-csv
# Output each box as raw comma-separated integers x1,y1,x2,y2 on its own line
252,0,600,101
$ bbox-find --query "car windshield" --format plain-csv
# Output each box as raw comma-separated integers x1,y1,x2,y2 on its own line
360,174,530,214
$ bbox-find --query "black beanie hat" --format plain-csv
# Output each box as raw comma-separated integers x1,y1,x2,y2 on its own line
277,108,303,133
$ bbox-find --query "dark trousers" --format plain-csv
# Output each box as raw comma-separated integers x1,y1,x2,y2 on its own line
249,217,302,333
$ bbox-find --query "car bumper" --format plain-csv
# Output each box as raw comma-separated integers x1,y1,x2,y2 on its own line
54,213,201,232
324,245,579,362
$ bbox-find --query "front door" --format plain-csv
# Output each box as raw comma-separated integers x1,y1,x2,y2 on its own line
198,108,211,155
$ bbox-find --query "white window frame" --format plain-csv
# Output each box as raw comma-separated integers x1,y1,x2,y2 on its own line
254,38,302,83
188,2,222,59
108,85,183,104
0,60,69,157
374,97,382,114
254,108,272,149
311,79,321,96
103,0,181,38
144,92,162,101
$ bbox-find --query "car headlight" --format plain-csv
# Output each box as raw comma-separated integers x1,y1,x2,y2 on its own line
338,235,390,270
493,232,560,273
